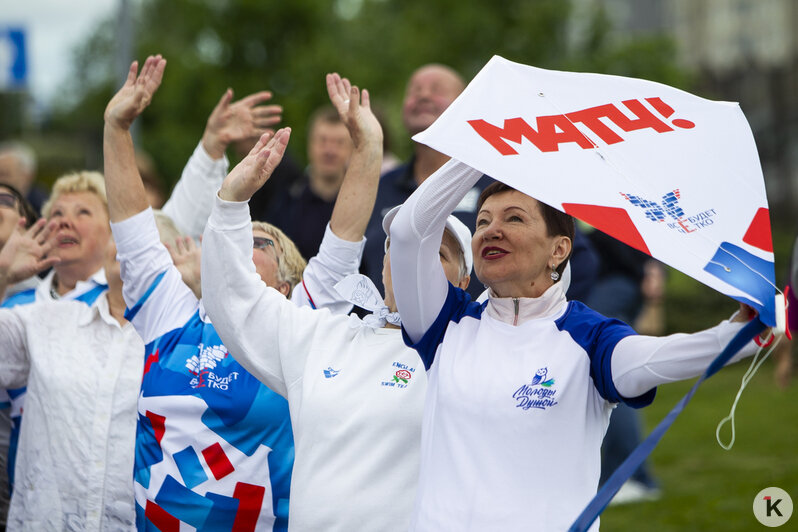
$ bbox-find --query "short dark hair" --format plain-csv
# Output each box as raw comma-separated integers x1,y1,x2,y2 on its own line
308,105,343,135
477,181,574,279
0,183,38,228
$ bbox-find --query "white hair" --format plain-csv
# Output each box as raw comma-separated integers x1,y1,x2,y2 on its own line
0,141,37,176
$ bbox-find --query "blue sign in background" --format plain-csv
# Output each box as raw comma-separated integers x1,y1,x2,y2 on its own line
0,27,28,88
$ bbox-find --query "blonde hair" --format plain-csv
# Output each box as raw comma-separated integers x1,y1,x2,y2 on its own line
251,220,306,297
42,171,108,218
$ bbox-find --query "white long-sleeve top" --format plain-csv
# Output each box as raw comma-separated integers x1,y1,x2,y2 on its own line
0,141,230,514
389,159,759,531
202,195,426,532
162,141,230,239
0,296,141,531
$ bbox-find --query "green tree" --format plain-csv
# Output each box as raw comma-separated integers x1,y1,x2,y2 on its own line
50,0,690,190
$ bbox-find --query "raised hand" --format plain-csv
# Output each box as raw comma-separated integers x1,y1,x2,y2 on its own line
202,89,283,159
219,128,291,202
0,218,60,287
165,236,202,299
104,54,167,130
326,73,383,149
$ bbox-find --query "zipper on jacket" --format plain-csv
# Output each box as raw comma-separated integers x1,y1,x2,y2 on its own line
513,298,520,326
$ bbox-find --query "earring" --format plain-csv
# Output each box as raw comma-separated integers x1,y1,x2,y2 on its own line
550,265,560,281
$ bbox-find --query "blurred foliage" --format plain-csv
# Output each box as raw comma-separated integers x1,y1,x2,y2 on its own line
38,0,692,190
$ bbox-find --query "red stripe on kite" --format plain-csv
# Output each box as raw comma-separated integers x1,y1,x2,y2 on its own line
742,207,773,253
563,203,651,256
202,442,235,480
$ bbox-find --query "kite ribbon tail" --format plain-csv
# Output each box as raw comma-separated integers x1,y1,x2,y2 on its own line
567,316,767,532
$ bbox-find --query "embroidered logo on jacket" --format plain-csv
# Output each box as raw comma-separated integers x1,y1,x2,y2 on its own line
381,362,415,389
323,367,340,379
186,344,239,390
512,367,558,411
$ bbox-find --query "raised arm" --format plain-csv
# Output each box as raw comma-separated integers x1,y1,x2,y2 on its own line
325,73,382,241
103,55,197,336
103,54,166,223
163,88,282,238
292,74,382,311
390,159,483,343
202,129,333,396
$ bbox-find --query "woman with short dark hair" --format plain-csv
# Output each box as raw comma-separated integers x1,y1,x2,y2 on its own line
389,159,764,531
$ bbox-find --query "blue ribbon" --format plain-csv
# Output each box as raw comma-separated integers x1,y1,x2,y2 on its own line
568,317,767,532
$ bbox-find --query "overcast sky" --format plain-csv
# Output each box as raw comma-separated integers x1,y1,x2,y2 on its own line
2,0,118,106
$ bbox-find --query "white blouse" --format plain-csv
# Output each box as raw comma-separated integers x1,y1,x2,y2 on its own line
0,295,141,531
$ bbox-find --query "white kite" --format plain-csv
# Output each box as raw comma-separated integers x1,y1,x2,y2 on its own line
414,55,783,328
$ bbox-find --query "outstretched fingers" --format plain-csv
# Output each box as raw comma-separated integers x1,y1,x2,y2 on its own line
259,127,291,177
216,88,234,111
348,86,360,113
247,131,274,158
326,73,355,114
124,61,139,87
240,90,273,107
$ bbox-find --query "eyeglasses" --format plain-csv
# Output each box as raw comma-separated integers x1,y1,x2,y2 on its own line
0,193,18,209
253,236,276,251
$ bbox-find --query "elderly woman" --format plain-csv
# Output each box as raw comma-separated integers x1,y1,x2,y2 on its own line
0,230,142,529
201,75,472,531
388,160,763,531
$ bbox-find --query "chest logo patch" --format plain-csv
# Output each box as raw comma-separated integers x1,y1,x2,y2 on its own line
381,362,415,389
186,344,239,390
512,367,559,411
323,367,340,379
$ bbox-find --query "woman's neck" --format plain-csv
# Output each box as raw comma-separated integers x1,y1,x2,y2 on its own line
486,281,566,326
53,262,100,295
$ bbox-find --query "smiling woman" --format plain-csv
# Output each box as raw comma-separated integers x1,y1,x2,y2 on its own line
473,181,574,298
389,158,767,531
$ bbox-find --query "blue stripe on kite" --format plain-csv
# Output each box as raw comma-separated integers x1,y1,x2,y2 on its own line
704,242,776,326
568,317,766,532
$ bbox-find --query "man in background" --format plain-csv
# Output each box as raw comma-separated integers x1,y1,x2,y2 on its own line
268,106,353,260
